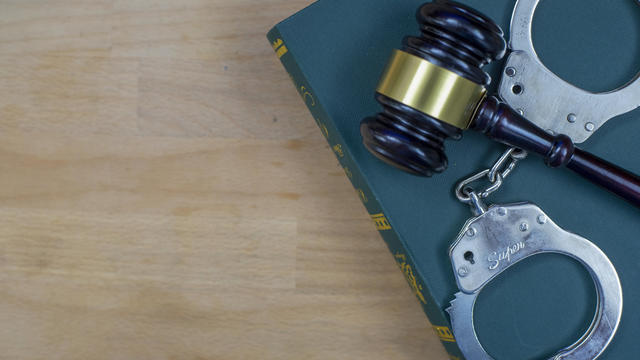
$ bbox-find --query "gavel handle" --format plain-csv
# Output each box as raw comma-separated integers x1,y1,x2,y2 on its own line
568,149,640,207
474,96,640,208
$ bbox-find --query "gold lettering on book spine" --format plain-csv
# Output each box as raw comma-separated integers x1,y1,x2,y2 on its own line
433,326,456,343
394,253,427,304
332,144,345,158
271,39,288,58
371,213,391,230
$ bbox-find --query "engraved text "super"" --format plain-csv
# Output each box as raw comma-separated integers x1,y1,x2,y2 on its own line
488,241,526,270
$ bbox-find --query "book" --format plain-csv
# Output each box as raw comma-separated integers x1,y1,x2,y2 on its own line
267,0,640,358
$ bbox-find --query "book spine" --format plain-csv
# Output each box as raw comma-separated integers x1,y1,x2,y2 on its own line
267,27,464,360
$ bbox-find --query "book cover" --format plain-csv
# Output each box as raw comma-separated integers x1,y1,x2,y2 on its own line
267,0,640,358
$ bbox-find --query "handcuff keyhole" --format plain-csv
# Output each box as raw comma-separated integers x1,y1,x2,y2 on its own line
464,251,475,264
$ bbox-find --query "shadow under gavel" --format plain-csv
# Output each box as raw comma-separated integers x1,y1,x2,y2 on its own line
360,0,640,208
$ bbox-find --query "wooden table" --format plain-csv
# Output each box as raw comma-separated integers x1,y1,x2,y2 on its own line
0,1,449,359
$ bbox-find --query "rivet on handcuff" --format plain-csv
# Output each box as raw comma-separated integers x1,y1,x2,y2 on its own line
446,147,623,360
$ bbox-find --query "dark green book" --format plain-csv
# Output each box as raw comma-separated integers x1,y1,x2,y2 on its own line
267,1,640,358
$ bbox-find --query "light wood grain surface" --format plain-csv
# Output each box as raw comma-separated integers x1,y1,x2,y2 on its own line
0,1,449,359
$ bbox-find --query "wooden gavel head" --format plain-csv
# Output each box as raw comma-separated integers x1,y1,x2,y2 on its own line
360,0,507,176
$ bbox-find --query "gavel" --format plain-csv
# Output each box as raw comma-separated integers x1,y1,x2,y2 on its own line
360,0,640,207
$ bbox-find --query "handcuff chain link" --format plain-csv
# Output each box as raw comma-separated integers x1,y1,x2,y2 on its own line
455,147,528,208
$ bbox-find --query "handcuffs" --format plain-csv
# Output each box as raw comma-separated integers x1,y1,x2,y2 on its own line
446,0,635,358
498,0,640,143
447,195,623,360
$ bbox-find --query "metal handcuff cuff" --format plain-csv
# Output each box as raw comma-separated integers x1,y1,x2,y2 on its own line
499,0,640,143
446,148,622,360
445,2,632,357
357,0,637,358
